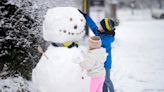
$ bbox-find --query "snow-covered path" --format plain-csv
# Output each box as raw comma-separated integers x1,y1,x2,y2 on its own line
113,10,164,92
113,19,164,92
91,7,164,92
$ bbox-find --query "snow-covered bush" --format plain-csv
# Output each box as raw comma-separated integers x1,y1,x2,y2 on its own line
0,0,46,80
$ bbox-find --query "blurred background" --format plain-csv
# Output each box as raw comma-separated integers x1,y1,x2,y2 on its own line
0,0,164,92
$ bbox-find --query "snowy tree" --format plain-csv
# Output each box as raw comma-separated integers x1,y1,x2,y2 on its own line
0,0,46,80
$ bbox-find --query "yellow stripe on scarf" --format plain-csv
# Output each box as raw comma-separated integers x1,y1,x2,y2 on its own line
63,42,79,47
105,18,111,31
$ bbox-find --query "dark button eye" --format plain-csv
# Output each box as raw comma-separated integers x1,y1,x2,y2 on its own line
70,18,73,21
63,30,66,33
74,25,77,29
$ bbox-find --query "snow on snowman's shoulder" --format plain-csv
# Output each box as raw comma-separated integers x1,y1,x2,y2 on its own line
46,45,81,54
43,45,84,63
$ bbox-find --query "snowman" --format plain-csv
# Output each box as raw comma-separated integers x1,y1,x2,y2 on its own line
32,7,90,92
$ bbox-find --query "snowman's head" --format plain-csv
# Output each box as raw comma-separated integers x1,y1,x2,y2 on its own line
43,7,86,43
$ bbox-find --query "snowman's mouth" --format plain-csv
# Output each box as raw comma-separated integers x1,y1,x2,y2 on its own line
59,29,84,36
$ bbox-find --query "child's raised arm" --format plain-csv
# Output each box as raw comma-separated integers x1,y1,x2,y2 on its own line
78,9,99,36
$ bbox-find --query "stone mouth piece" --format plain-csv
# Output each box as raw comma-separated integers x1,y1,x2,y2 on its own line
59,29,84,35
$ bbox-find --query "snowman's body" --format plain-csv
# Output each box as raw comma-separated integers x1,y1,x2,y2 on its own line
33,45,90,92
32,7,90,92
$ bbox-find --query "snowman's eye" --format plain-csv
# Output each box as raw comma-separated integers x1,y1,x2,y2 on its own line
68,32,71,35
70,17,73,21
74,25,77,30
81,19,83,22
63,30,66,33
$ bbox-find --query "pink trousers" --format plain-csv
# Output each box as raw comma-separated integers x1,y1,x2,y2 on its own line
90,76,105,92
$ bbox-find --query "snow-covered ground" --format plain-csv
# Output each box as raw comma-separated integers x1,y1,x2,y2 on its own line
0,76,34,92
1,7,164,92
90,7,164,92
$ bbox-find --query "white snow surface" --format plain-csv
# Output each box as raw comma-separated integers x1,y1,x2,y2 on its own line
0,76,34,92
1,7,164,92
90,7,164,92
112,10,164,92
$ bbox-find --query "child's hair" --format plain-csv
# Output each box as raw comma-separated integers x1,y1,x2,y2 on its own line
88,36,102,49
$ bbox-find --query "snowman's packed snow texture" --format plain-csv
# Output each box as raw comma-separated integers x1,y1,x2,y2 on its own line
32,7,90,92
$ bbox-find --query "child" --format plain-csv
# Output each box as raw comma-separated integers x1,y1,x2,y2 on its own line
78,9,119,92
80,36,107,92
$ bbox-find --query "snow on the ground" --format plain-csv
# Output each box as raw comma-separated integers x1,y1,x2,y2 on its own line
113,20,164,92
0,76,34,92
1,7,164,92
91,7,164,92
112,10,164,92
